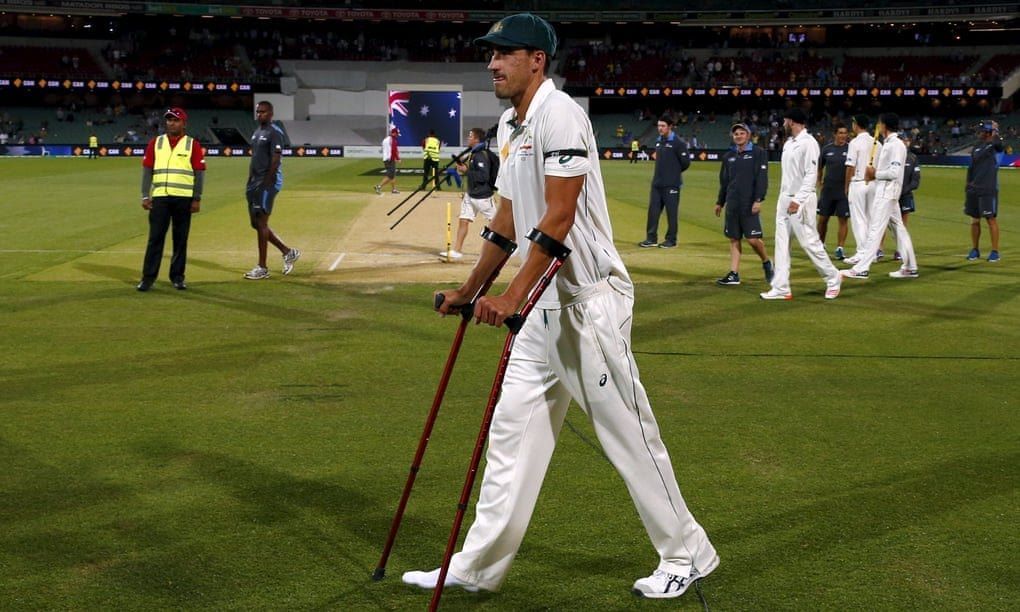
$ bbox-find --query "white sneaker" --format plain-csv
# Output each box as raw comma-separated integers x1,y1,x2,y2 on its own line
401,568,479,592
843,255,861,265
840,268,869,279
283,248,301,275
889,268,919,279
825,277,842,300
437,250,463,260
632,555,719,599
374,184,382,195
244,265,269,280
759,289,793,300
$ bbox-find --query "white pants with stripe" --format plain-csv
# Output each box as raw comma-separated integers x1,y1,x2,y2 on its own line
449,281,716,591
770,193,840,294
852,196,918,273
848,180,876,256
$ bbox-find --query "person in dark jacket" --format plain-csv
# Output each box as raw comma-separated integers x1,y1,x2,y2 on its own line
437,127,498,260
714,123,773,285
965,120,1003,262
640,115,690,248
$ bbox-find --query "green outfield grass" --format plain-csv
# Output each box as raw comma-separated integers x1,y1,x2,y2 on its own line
1,156,1017,610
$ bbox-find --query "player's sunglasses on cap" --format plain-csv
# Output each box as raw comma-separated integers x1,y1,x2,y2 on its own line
474,12,557,56
164,107,188,121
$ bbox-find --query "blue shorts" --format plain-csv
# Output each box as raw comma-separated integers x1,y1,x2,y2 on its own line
247,185,279,227
723,209,763,240
899,193,916,214
818,189,850,218
964,193,997,219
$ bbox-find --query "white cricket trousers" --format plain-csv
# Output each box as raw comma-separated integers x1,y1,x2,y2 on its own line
770,193,840,294
848,180,876,256
852,196,917,273
449,280,716,591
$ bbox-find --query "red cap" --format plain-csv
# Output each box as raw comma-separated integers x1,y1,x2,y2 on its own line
165,107,188,122
390,127,399,134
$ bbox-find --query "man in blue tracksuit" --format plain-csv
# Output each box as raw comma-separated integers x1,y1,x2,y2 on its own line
714,123,773,285
965,120,1003,262
640,115,690,249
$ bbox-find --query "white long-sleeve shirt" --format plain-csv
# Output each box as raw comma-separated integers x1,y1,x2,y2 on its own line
846,131,880,181
873,131,907,201
780,128,819,204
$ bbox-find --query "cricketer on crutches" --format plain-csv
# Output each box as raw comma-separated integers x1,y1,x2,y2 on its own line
428,234,569,612
373,228,517,582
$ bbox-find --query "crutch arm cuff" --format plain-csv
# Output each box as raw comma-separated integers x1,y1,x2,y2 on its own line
481,226,517,255
526,228,571,261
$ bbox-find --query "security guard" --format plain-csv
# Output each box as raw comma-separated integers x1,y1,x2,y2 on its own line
422,129,441,191
88,132,98,159
137,107,205,291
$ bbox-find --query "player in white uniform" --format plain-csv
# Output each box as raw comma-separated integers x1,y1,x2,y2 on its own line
841,113,918,279
760,108,842,300
402,13,718,600
844,115,881,263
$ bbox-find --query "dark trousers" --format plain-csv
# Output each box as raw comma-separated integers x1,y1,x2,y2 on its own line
142,196,193,282
422,158,439,189
646,185,681,243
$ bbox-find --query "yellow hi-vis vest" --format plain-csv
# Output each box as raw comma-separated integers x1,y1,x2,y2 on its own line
424,136,440,161
152,134,196,198
88,135,98,147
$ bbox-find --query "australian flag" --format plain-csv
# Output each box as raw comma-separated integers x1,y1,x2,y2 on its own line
388,89,462,148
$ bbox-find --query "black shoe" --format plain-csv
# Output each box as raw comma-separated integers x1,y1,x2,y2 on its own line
716,271,741,285
638,240,658,248
658,241,677,249
136,280,153,292
763,260,775,284
172,279,187,290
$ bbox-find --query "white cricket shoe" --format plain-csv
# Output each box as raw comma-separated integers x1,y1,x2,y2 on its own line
840,268,869,279
244,265,270,280
282,248,301,275
759,289,793,300
632,555,719,599
438,250,463,260
825,277,842,300
843,255,861,265
401,568,479,592
889,268,919,279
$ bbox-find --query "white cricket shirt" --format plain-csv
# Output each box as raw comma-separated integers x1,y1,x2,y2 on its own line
846,131,880,181
495,78,631,308
872,132,907,201
779,128,820,203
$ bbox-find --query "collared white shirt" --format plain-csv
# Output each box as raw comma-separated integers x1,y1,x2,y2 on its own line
495,78,631,307
872,131,907,201
846,131,880,181
780,128,820,204
381,135,394,162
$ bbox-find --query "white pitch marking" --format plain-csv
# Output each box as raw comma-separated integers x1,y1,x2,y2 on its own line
328,252,347,271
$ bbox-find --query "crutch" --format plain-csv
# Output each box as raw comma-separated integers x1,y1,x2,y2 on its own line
429,231,571,612
373,227,517,582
